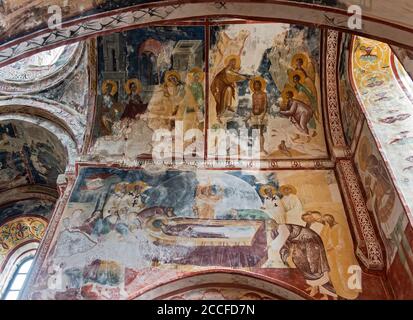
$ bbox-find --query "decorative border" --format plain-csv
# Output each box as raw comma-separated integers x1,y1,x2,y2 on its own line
2,1,413,69
325,30,348,152
337,159,384,270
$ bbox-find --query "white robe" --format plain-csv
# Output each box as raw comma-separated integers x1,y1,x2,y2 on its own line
281,194,305,226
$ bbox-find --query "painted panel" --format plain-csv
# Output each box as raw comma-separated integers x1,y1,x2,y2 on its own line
208,24,327,159
91,26,205,160
28,167,361,300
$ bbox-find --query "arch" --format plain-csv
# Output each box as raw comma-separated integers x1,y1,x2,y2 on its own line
0,42,84,94
1,2,413,69
131,270,309,300
0,98,85,149
0,115,78,171
0,242,38,299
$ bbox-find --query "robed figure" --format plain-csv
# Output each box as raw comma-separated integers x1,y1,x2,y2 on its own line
211,55,248,121
270,222,337,299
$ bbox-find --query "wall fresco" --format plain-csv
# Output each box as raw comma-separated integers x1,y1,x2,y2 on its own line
352,36,413,221
354,123,412,274
26,167,362,300
208,24,327,160
0,216,47,268
91,26,205,160
338,34,361,146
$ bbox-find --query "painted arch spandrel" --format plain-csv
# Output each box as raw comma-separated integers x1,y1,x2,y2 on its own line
208,23,328,160
28,168,360,300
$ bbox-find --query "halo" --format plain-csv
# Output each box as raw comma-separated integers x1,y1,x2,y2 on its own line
288,70,306,85
281,84,298,103
258,185,277,198
102,80,118,96
127,181,148,192
164,70,181,84
124,78,142,95
279,184,297,195
249,76,267,93
114,182,128,193
224,55,241,69
189,67,205,81
291,53,309,69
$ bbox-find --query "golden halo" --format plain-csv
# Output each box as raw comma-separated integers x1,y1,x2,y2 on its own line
291,53,309,69
164,70,181,84
279,184,297,195
258,185,277,198
127,181,148,192
102,80,118,96
224,55,241,69
114,182,128,193
249,76,267,93
189,67,205,81
281,84,298,103
289,70,306,85
124,78,142,95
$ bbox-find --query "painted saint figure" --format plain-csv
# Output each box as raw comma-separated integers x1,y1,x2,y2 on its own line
280,90,314,135
247,76,268,154
100,80,122,135
269,221,337,300
319,214,360,300
211,55,249,122
279,184,305,226
176,68,204,135
120,79,147,121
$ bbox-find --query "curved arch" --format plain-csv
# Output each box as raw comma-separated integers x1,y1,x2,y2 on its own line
0,97,85,149
0,42,84,94
0,186,58,207
1,2,413,69
131,270,309,300
0,114,78,171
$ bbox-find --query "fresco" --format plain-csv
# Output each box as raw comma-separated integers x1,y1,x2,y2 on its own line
0,44,78,84
355,123,413,278
0,216,47,268
27,167,361,300
352,36,413,223
91,26,205,160
208,24,327,159
338,34,361,145
0,199,55,225
0,121,67,191
91,24,328,161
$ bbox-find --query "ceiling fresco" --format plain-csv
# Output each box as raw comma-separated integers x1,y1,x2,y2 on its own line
0,199,55,224
0,44,78,84
0,120,68,192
